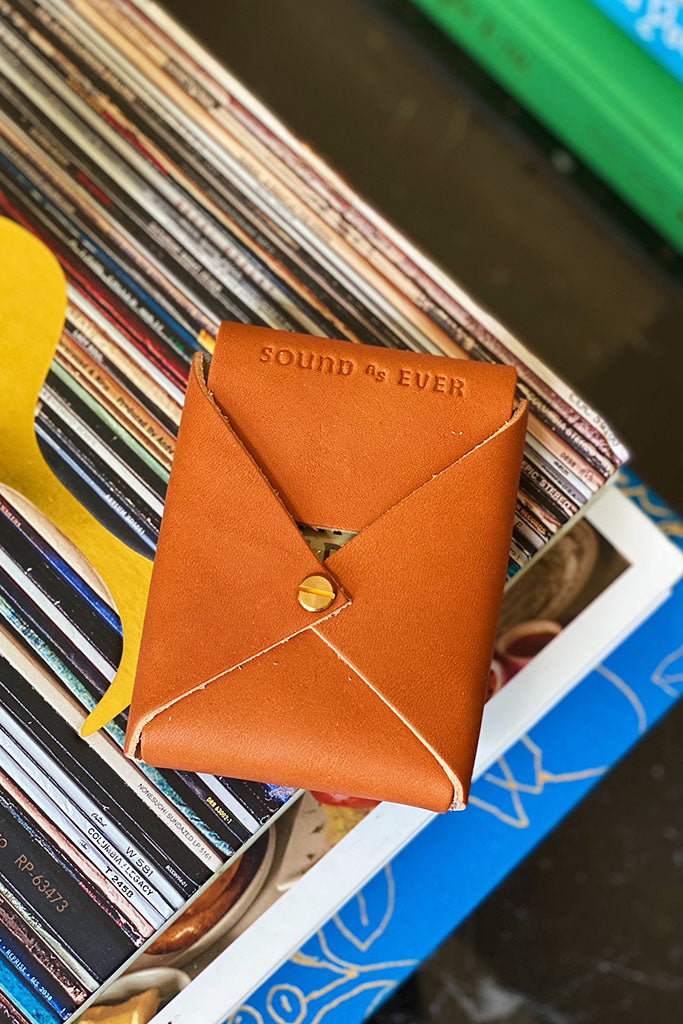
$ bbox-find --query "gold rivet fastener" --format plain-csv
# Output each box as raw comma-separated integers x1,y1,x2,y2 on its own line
297,575,336,612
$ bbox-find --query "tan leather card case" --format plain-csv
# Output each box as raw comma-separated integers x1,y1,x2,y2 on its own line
125,323,528,812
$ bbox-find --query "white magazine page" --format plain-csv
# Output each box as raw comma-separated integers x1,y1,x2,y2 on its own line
155,487,683,1023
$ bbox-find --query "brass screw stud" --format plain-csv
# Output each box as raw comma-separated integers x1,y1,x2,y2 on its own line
297,575,336,612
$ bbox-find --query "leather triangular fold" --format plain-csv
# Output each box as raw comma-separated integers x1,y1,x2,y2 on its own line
319,402,528,808
137,627,456,812
126,356,349,756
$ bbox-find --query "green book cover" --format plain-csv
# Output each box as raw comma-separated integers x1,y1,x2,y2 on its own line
409,0,683,253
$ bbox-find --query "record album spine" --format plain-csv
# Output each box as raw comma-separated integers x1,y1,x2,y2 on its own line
0,786,136,980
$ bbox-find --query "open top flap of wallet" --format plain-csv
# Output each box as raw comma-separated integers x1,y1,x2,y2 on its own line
126,355,350,755
208,322,518,532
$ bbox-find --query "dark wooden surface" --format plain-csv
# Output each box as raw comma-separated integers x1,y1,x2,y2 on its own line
163,2,683,1019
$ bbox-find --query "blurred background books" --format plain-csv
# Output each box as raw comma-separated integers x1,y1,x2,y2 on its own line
409,0,683,254
589,0,683,86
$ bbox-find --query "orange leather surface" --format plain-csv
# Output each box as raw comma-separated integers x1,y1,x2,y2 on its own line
126,323,528,812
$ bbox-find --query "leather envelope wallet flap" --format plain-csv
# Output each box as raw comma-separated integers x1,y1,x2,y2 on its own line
125,323,528,813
